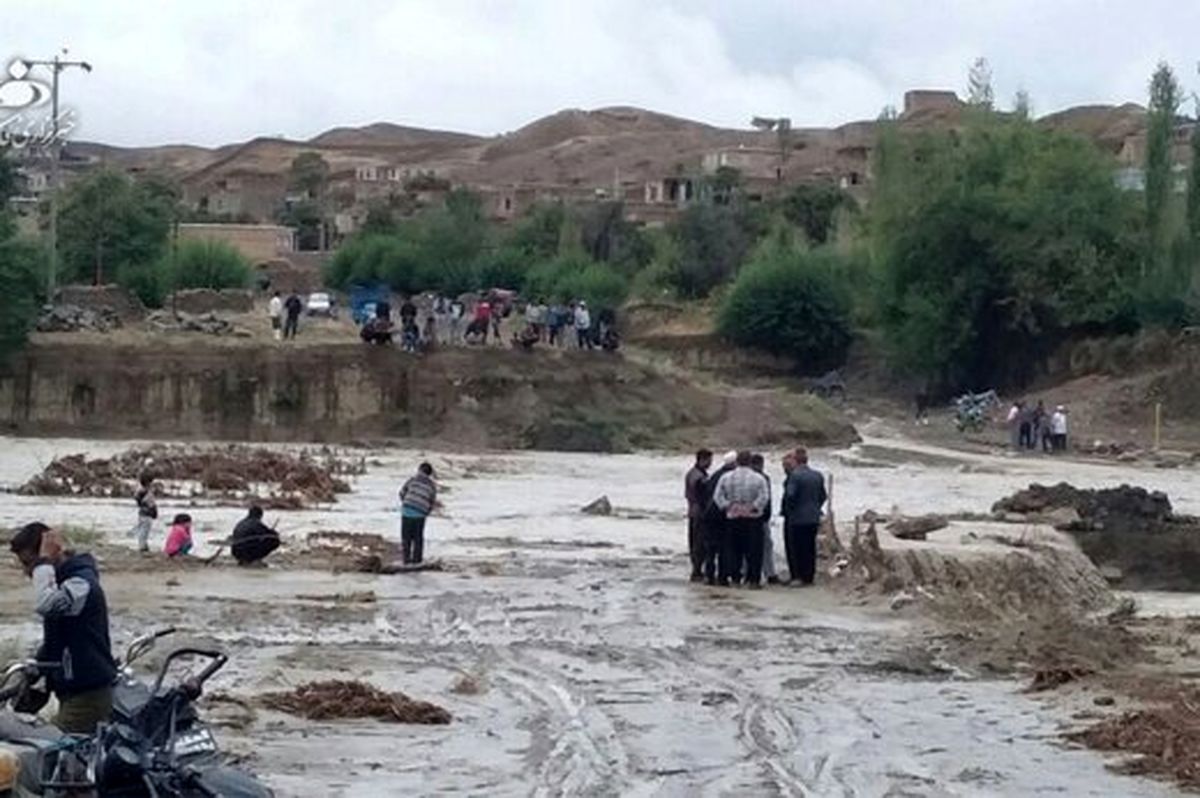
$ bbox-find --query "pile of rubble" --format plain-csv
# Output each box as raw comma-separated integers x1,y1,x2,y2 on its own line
991,482,1200,590
36,304,123,333
17,444,363,507
991,483,1173,531
145,309,250,337
259,680,451,724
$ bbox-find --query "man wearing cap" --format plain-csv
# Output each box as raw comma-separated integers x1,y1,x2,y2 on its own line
399,462,440,565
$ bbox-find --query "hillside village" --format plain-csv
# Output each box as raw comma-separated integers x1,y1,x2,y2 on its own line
7,88,1168,270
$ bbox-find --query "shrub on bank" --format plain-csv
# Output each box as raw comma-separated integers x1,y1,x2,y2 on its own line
718,246,853,374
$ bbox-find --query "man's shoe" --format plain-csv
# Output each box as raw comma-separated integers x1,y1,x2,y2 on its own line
747,582,763,590
690,573,704,583
705,577,717,586
766,576,782,585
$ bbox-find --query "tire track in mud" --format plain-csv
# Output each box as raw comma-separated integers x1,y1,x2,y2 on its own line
400,588,643,796
653,646,814,797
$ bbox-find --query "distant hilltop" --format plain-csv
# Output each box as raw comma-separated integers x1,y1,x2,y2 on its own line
18,91,1154,233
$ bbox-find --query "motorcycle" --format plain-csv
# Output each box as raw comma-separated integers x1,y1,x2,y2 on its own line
0,629,271,797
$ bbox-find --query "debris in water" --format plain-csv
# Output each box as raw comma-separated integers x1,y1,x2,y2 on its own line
17,444,362,508
450,673,486,695
581,495,613,516
887,514,948,541
352,555,445,574
1026,665,1094,692
1068,702,1200,788
260,680,451,725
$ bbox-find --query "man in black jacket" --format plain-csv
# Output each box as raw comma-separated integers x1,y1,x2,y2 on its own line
10,522,117,733
781,448,827,586
231,506,281,566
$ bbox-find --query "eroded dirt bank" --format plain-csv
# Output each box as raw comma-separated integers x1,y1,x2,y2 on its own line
0,342,856,452
2,436,1198,796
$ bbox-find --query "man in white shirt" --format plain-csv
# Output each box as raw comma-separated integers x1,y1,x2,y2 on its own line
1050,405,1069,452
574,302,593,350
268,291,283,341
713,450,770,588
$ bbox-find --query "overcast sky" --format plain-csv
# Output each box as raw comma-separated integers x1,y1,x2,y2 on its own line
5,0,1199,147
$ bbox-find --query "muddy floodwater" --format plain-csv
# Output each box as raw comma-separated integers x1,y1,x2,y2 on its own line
2,433,1198,797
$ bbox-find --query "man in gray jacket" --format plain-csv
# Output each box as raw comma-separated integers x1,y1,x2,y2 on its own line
781,447,827,586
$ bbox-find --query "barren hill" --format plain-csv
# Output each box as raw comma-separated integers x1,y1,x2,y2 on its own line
308,121,485,150
64,100,1154,191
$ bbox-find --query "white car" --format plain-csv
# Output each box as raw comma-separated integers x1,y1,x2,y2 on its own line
306,292,335,318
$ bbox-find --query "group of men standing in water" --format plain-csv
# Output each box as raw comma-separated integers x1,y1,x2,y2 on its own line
685,447,827,589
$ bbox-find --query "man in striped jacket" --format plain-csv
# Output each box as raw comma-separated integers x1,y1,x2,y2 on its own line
399,462,439,564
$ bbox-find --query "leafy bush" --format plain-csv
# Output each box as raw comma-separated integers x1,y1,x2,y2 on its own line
558,263,629,311
171,239,252,290
718,246,853,374
117,259,172,308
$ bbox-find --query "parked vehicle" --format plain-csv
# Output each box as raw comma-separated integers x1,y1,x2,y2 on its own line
0,628,271,797
349,283,391,326
305,292,334,318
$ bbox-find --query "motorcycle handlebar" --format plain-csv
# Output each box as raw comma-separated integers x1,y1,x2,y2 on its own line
151,648,228,698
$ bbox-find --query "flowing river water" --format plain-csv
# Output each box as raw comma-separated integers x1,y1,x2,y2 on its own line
1,433,1198,797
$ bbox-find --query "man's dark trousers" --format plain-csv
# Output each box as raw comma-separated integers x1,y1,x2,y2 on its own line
284,314,299,339
734,517,765,586
785,523,819,584
401,516,426,564
688,517,704,578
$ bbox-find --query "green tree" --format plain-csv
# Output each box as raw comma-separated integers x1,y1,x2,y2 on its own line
869,114,1139,390
0,153,44,361
718,243,853,373
1187,104,1200,243
278,199,324,251
779,184,855,245
288,152,330,199
58,170,174,285
1146,62,1181,260
670,203,756,297
171,239,252,290
967,57,994,109
1013,89,1032,120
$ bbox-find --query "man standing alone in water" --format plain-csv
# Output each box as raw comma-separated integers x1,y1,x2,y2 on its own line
399,463,439,565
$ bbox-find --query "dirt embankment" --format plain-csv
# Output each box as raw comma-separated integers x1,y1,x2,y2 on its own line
0,342,856,452
992,483,1200,591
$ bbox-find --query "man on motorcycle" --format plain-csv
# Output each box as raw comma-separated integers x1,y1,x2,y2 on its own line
8,522,117,734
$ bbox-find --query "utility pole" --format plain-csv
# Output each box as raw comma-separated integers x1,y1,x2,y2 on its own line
22,52,91,297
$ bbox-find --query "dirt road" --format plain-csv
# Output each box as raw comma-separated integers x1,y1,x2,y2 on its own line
0,435,1195,796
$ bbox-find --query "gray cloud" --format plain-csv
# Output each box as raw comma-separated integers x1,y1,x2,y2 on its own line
4,0,1198,147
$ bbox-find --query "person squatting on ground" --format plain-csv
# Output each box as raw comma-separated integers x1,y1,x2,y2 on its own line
9,523,117,734
782,447,827,586
712,450,770,589
231,506,281,566
684,448,713,582
132,473,157,553
164,513,194,558
399,462,439,565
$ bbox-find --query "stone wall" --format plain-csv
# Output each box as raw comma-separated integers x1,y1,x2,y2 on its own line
55,284,145,321
169,289,255,315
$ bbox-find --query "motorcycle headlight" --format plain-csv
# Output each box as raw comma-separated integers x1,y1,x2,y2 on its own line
0,746,20,791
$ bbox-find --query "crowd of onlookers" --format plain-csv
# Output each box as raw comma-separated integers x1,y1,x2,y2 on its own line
362,293,619,352
1007,399,1070,452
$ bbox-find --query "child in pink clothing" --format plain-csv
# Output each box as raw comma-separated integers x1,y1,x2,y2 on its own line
164,513,194,558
